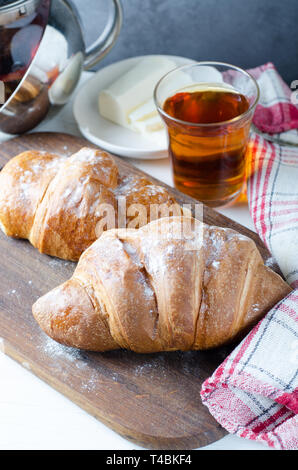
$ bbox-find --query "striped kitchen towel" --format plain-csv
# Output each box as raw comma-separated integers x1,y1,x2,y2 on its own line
249,62,298,136
200,64,298,450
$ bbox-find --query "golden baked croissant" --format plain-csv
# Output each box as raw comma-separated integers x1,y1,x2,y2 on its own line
0,147,177,260
32,216,291,352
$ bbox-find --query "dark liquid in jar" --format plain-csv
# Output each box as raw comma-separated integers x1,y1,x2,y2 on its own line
0,0,51,102
163,88,251,206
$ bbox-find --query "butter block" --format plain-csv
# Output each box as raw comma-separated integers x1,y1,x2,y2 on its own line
98,57,176,128
128,98,158,124
132,114,164,134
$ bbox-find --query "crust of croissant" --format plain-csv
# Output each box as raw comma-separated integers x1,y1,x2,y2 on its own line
29,148,118,260
193,226,258,349
0,149,180,260
0,150,63,238
0,148,118,260
73,230,163,352
123,231,204,351
193,228,292,349
32,217,292,352
34,278,118,350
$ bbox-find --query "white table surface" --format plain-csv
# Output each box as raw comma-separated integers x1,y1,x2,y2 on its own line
0,72,269,451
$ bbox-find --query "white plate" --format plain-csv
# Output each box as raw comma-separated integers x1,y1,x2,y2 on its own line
73,55,196,159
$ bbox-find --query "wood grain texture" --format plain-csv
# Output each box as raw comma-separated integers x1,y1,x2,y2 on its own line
0,132,278,450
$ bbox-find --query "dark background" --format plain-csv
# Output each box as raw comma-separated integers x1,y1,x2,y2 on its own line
73,0,297,84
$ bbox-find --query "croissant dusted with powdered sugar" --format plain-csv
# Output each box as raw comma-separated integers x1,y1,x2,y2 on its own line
0,147,178,260
32,216,291,352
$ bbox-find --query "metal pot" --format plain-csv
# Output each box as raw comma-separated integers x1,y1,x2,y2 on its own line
0,0,122,134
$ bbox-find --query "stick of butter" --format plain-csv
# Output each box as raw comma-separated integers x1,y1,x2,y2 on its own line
128,98,158,123
98,57,176,128
132,114,164,134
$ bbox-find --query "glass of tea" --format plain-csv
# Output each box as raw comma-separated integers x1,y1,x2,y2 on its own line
154,62,260,207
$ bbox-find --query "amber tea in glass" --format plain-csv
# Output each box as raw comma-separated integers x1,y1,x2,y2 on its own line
155,62,259,207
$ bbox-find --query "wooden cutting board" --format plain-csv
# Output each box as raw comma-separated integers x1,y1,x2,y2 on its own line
0,132,278,450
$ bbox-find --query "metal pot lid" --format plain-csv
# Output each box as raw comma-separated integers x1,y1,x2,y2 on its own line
0,0,41,25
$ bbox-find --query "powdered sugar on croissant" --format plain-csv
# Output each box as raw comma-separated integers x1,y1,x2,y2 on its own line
32,217,291,352
0,147,177,260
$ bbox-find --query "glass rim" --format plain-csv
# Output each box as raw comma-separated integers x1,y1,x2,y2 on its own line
153,60,260,128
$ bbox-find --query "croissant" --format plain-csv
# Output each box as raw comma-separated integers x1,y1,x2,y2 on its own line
0,147,175,261
0,147,178,260
32,216,291,352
